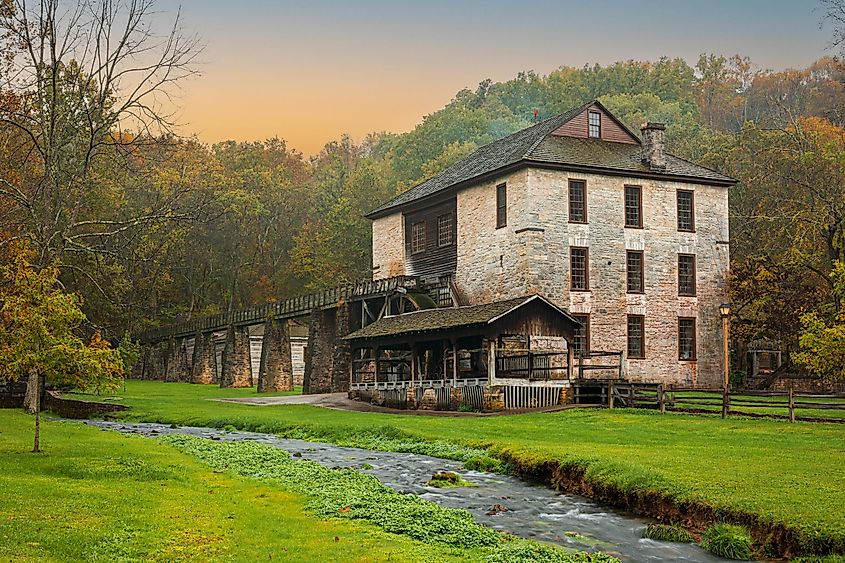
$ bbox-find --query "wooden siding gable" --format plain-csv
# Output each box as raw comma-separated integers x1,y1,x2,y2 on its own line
550,102,640,144
403,198,457,280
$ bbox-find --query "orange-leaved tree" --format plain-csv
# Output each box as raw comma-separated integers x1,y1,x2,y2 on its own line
0,246,124,452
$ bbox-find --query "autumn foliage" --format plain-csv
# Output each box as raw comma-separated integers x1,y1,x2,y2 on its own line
0,245,124,393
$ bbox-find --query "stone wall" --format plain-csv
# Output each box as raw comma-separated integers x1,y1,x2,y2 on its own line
453,167,730,386
372,213,405,280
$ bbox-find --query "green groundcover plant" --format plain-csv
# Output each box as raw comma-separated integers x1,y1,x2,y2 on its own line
162,435,619,563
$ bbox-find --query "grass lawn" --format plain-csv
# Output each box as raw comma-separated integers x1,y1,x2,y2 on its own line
0,409,488,562
90,380,845,555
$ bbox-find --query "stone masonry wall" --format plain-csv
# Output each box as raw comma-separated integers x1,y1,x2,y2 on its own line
454,167,730,386
372,213,405,280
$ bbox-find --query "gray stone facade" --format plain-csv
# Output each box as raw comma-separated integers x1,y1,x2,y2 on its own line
372,166,729,386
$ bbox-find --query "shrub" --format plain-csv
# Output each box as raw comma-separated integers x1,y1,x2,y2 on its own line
643,523,694,543
485,540,620,562
700,523,754,560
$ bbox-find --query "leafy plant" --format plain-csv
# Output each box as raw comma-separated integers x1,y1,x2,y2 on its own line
700,523,754,560
643,523,694,543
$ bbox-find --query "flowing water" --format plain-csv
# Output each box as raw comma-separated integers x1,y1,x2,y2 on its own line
84,420,729,562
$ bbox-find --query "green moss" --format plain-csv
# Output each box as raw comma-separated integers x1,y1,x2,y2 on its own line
642,523,694,543
427,471,476,488
700,523,754,560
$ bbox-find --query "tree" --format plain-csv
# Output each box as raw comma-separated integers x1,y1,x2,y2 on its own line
0,0,203,393
0,245,124,451
794,261,845,382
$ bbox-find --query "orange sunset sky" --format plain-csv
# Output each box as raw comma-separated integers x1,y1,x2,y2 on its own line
171,0,830,155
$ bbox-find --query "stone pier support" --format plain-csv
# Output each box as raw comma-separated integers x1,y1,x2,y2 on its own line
191,331,218,385
164,337,180,382
148,343,166,380
220,325,253,388
330,302,352,393
257,318,294,393
303,308,337,394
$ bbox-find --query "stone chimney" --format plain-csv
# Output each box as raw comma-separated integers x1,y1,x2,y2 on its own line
640,122,666,171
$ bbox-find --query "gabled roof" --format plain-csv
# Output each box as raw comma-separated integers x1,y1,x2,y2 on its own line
367,100,736,219
343,294,579,341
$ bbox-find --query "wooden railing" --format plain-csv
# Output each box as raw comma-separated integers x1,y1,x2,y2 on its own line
496,350,569,380
138,275,417,344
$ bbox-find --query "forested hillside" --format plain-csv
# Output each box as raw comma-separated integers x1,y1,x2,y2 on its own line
2,20,845,366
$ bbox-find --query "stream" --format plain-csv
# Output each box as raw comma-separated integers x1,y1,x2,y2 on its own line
84,420,728,562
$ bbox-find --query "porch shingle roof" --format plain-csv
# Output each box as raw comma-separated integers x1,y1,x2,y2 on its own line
343,295,577,341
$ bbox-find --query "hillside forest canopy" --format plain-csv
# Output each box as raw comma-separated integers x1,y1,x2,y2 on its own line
1,1,845,381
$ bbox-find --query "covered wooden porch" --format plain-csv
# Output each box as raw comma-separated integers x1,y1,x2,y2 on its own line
343,295,582,410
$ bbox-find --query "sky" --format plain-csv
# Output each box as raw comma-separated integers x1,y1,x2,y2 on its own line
166,0,833,155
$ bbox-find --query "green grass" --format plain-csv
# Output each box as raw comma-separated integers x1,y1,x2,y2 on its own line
0,409,500,562
163,435,615,562
642,523,694,543
700,523,754,560
86,380,845,555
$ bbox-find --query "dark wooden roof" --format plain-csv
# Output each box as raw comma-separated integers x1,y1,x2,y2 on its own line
343,295,579,341
367,100,736,219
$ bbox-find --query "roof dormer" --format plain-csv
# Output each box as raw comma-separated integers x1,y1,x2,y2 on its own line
550,101,639,144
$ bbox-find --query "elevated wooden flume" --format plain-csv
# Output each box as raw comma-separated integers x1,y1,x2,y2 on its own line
137,275,418,344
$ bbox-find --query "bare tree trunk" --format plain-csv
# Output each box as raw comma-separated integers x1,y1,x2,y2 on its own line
23,370,38,414
33,378,41,453
24,369,41,452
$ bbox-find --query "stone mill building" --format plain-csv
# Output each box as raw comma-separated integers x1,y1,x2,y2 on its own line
365,100,735,388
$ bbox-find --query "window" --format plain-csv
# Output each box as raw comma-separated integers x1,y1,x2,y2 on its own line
572,314,590,357
411,221,426,254
627,315,645,359
678,254,696,296
677,190,695,232
588,111,601,138
437,213,453,247
626,250,644,294
496,183,507,228
679,318,697,360
570,247,589,291
568,179,587,223
624,185,642,228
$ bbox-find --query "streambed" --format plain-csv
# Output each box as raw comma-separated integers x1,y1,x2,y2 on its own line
84,420,728,562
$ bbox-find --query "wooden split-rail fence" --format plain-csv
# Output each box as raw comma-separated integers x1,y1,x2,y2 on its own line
572,379,845,423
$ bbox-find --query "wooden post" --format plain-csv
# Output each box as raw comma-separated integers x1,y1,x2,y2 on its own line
452,341,458,386
608,379,614,409
567,344,574,381
374,348,380,384
410,344,417,386
487,339,497,384
629,384,635,408
788,384,795,423
658,384,666,414
722,385,730,419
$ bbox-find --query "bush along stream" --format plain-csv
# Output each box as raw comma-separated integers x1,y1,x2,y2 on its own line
85,421,734,562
